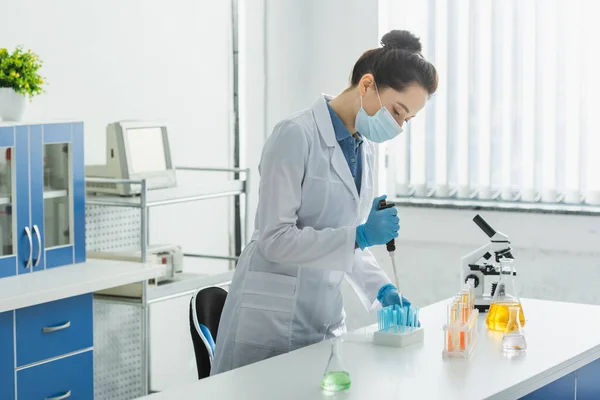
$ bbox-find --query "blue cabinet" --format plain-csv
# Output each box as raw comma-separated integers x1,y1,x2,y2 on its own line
17,349,93,400
521,360,600,399
0,122,85,277
575,358,600,399
16,294,93,367
0,311,14,400
520,372,576,399
0,296,93,400
0,122,91,400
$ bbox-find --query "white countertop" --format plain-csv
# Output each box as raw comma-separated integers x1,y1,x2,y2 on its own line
137,298,600,400
147,271,233,302
0,259,166,312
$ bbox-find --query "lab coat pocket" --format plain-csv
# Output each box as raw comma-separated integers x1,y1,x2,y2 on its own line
235,294,294,351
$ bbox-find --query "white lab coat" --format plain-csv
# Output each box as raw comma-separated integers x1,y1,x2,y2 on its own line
211,94,391,375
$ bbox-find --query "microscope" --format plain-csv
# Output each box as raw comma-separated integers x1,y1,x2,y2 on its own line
461,214,515,312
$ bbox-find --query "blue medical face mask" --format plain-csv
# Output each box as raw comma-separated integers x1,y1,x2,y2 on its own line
355,85,403,143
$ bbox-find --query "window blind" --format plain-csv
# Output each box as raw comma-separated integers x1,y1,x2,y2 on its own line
380,0,600,205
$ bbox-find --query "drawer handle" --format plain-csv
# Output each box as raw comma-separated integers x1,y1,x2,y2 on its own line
42,321,71,333
24,226,33,268
33,224,42,267
45,390,71,400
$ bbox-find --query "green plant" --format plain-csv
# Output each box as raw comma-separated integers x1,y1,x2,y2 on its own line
0,46,46,98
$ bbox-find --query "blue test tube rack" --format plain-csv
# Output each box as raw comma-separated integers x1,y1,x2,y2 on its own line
373,304,424,348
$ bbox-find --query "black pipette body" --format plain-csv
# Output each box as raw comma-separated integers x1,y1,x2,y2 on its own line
378,199,396,252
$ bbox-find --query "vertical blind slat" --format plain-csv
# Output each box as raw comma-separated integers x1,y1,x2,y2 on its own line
475,0,492,198
499,0,514,200
433,0,449,196
454,0,471,197
520,0,537,201
564,0,582,203
538,0,559,202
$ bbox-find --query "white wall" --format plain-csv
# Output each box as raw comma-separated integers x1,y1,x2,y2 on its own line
1,0,236,394
264,0,380,134
0,0,235,272
239,0,266,235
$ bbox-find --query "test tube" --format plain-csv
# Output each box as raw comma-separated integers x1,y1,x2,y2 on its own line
385,307,391,330
399,307,406,331
460,294,469,351
453,299,461,351
447,303,454,352
468,280,475,311
461,289,469,323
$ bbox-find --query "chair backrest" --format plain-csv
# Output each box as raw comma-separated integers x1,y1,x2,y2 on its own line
189,286,228,379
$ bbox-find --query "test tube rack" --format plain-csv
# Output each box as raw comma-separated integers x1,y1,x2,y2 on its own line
373,304,424,348
442,302,479,358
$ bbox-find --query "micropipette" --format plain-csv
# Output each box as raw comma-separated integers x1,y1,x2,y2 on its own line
378,199,402,307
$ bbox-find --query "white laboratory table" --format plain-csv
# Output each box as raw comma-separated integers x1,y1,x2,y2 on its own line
137,298,600,400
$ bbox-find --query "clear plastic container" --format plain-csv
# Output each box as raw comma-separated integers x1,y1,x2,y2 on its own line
443,286,479,358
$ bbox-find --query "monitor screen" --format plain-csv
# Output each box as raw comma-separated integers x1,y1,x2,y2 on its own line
126,127,168,173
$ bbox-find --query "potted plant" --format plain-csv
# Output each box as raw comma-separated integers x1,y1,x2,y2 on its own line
0,46,45,121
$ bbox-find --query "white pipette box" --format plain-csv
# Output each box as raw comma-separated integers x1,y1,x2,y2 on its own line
373,326,424,348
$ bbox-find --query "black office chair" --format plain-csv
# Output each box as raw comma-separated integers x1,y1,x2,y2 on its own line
189,286,228,379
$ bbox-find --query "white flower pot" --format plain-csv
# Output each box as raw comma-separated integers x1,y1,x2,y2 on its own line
0,88,27,121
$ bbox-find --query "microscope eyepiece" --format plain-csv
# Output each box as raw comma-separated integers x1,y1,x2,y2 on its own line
473,214,496,238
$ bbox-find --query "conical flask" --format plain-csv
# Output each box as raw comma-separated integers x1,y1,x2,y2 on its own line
486,259,526,332
502,306,527,353
321,337,351,392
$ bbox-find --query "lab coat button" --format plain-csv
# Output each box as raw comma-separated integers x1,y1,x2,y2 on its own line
328,283,334,289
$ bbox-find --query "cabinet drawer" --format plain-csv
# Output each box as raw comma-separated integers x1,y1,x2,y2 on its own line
17,349,93,400
16,294,92,366
0,311,15,400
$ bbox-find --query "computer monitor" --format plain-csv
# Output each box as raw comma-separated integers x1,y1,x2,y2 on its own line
86,120,177,196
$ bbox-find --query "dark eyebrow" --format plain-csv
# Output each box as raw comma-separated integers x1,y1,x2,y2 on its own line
396,102,411,115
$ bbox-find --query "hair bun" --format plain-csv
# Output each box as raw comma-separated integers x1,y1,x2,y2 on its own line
381,30,422,53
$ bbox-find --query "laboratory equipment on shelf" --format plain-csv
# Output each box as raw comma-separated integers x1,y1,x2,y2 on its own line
85,120,177,196
0,148,11,196
501,306,527,354
373,303,423,347
0,121,86,271
461,214,515,312
321,337,351,392
442,282,479,358
378,198,403,306
486,258,526,332
88,244,183,287
0,148,11,257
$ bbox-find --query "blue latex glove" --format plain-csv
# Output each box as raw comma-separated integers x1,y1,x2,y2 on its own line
355,195,399,250
377,283,410,308
377,284,421,327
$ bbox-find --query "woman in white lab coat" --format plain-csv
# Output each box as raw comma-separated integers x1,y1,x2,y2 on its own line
211,30,438,375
